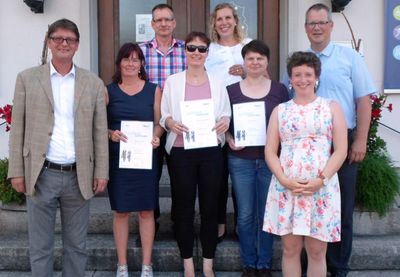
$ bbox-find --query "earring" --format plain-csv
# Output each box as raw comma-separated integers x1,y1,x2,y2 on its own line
288,83,293,90
315,80,319,88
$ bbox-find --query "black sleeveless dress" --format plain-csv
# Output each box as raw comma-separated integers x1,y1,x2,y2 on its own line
107,82,158,212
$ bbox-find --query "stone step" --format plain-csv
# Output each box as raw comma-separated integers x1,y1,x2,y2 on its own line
1,271,400,277
1,196,400,236
0,233,399,272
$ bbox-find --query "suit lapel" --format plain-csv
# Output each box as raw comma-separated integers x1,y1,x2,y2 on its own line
74,66,86,113
38,64,54,108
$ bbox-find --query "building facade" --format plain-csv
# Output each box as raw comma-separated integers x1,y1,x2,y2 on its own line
0,0,399,166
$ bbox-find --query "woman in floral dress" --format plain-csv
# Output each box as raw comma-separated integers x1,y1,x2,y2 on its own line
263,52,348,277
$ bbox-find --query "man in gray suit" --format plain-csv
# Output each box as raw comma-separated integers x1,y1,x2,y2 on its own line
7,18,109,277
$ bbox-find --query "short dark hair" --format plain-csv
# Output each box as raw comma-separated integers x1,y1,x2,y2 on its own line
47,18,80,41
286,51,321,78
241,40,270,60
305,3,332,24
152,3,174,17
112,43,147,84
184,31,211,47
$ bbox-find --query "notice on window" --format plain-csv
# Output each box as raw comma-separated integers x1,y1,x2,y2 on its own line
136,14,154,42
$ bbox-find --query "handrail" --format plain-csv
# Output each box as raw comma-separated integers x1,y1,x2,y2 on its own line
379,122,400,135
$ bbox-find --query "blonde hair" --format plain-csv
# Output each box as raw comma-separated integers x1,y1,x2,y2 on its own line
209,3,245,43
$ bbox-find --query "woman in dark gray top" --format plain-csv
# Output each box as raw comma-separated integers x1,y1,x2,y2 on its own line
225,39,288,277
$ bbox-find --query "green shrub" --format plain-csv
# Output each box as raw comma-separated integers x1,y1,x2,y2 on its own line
356,152,400,216
0,158,25,205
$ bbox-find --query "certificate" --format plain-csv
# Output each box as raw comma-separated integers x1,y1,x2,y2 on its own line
233,101,266,147
119,120,153,169
180,99,218,149
205,48,240,85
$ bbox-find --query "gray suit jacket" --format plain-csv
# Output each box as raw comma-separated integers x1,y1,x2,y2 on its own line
8,63,109,200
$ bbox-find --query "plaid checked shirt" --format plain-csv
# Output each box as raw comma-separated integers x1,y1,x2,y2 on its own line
140,37,187,91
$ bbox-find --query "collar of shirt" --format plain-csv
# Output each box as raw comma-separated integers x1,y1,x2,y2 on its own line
148,37,185,51
307,42,334,58
50,61,76,77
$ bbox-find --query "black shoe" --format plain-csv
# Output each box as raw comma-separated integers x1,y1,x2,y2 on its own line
217,231,226,244
257,268,272,277
242,266,257,277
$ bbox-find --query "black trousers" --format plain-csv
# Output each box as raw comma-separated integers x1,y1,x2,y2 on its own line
217,144,238,227
327,129,358,274
169,146,223,259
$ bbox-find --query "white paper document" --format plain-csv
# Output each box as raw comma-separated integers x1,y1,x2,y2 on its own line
205,48,240,85
119,120,153,169
180,99,218,149
136,14,154,42
233,101,266,147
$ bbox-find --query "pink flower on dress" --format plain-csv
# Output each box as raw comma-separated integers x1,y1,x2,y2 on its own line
279,216,286,224
298,199,307,210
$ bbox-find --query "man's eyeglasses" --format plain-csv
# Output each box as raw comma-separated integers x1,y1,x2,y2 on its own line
152,17,174,24
186,45,208,53
305,21,331,28
49,36,79,45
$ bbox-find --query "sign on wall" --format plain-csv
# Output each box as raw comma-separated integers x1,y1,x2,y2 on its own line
384,0,400,93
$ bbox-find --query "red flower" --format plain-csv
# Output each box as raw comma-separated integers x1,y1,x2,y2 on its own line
371,108,381,119
387,103,393,112
0,104,12,132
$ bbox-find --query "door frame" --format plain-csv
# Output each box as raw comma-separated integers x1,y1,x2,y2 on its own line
98,0,280,83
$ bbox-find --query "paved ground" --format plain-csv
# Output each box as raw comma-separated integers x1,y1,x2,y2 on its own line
0,271,400,276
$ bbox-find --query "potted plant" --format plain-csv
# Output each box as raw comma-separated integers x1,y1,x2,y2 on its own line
0,104,25,207
0,157,25,206
356,94,400,216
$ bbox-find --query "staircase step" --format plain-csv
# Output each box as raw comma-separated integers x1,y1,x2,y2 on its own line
0,233,399,272
2,197,400,236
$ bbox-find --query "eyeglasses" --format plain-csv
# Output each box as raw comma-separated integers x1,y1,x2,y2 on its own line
305,21,331,28
186,45,208,53
152,17,174,24
49,36,79,45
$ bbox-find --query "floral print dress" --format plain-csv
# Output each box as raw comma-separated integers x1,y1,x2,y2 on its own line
263,97,341,242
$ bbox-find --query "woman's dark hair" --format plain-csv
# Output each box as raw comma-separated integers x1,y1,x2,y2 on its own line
241,39,270,60
112,43,147,84
184,31,211,47
286,51,321,78
47,18,80,41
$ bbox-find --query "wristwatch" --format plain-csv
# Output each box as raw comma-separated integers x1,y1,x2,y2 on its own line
318,172,329,186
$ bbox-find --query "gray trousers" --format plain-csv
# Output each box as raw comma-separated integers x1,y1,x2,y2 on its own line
26,167,90,277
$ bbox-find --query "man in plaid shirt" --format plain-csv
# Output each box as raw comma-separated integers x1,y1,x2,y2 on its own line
140,3,186,91
140,3,187,235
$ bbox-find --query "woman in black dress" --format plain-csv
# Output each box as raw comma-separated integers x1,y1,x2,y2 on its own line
107,43,163,277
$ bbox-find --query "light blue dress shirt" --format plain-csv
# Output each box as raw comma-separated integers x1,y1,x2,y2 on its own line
283,42,376,129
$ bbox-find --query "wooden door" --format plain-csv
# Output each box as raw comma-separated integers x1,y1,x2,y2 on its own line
98,0,279,84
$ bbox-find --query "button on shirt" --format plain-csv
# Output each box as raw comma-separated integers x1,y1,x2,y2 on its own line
140,37,186,91
308,42,376,129
46,62,76,164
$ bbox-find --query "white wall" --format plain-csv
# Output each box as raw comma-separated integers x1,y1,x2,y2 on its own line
0,0,398,166
284,0,400,167
0,0,95,158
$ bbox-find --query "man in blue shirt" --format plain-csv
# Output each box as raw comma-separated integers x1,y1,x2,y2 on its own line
303,3,376,277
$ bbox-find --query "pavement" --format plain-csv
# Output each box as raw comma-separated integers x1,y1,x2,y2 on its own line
0,270,400,276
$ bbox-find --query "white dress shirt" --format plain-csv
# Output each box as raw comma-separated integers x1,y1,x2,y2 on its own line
46,62,76,164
